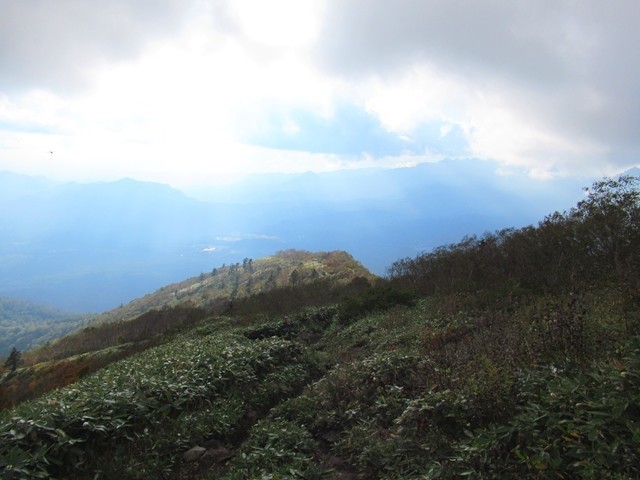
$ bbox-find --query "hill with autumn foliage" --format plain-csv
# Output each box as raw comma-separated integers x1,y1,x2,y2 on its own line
94,249,375,324
0,250,375,408
1,176,639,479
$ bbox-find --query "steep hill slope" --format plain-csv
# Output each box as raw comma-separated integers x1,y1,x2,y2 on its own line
2,281,638,479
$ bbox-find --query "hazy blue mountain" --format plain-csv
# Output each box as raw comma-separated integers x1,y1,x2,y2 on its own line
188,159,594,271
0,171,60,205
0,161,597,312
0,174,233,312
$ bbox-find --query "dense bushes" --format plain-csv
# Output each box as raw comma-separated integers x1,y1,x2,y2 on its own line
389,175,640,297
221,419,322,480
255,308,640,479
0,324,313,478
445,340,640,479
337,286,416,323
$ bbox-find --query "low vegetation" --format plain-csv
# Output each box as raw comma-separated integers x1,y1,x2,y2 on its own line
0,175,638,479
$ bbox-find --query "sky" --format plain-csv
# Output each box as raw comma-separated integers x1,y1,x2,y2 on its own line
0,0,638,188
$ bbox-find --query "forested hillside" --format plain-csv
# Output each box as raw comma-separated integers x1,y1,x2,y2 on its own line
0,176,638,479
0,298,90,356
388,175,640,296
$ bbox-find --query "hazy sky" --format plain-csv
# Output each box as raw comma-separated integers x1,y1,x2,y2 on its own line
0,0,638,187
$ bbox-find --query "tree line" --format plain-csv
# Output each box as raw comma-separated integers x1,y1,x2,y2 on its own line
388,175,640,298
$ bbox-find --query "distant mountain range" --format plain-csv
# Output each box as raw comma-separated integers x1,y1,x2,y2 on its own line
0,160,605,311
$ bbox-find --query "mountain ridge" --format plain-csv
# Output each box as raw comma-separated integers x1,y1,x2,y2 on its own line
93,249,376,325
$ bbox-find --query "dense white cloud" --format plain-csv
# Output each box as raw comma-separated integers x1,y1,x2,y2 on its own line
0,0,189,93
315,0,640,176
0,0,637,186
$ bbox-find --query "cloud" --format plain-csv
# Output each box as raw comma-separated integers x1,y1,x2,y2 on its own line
247,104,424,156
316,1,616,88
243,99,471,160
0,0,638,184
0,0,188,93
315,0,640,176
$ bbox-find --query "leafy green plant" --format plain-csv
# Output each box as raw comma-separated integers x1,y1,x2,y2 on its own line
0,326,308,478
431,340,640,479
221,419,323,479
